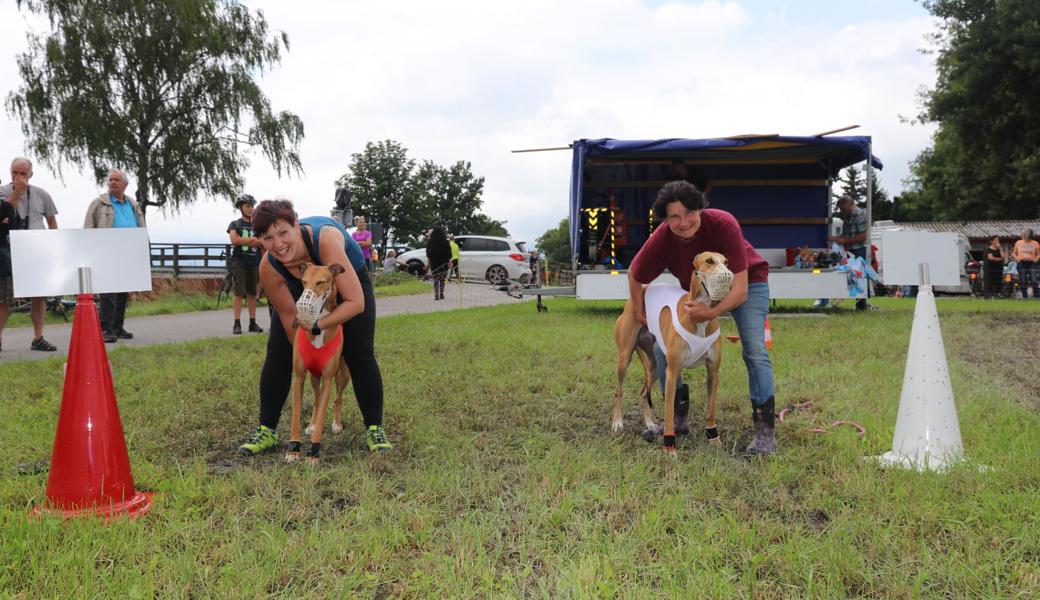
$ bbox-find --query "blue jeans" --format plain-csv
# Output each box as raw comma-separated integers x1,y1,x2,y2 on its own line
654,282,775,406
1019,261,1037,298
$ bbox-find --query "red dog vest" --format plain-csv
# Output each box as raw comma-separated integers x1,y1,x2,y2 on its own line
295,325,343,377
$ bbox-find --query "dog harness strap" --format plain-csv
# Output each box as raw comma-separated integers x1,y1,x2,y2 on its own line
295,325,344,377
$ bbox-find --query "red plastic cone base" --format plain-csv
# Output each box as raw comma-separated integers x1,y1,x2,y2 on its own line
35,294,153,519
33,491,153,520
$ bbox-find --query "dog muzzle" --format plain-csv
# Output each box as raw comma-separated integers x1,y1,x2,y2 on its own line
295,288,331,327
698,265,734,302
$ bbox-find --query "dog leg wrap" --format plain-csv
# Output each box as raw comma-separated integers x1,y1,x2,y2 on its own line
306,443,321,458
663,435,676,448
705,427,719,440
287,441,301,453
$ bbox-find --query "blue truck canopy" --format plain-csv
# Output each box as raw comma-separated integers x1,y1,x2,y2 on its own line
569,135,883,267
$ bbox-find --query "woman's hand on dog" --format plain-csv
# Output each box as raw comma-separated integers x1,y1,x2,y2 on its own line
682,299,719,322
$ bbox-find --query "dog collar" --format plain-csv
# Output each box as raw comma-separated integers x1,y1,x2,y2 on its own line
295,325,343,377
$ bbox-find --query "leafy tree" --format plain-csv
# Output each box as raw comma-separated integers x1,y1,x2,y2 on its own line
337,140,415,252
900,0,1040,220
6,0,304,214
535,218,570,264
464,213,509,238
337,141,507,249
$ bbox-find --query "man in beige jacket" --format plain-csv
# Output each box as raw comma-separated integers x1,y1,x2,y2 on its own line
84,169,146,343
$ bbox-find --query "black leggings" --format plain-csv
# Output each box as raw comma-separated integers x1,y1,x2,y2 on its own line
258,274,384,430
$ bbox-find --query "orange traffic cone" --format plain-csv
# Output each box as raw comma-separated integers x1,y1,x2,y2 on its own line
764,318,773,350
33,294,152,519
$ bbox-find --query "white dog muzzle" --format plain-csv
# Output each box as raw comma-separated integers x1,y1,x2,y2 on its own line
295,288,331,327
698,265,734,302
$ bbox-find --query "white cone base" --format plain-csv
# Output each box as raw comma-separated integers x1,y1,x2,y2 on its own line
871,450,961,473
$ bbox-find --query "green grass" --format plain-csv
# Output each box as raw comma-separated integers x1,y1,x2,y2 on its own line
2,298,1039,597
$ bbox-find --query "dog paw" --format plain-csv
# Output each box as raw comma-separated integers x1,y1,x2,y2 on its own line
662,445,677,457
611,420,624,433
641,427,659,443
331,422,343,434
675,418,690,436
306,456,320,466
285,452,300,463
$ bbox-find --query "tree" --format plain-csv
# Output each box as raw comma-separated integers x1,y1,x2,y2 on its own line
831,166,901,220
464,213,509,238
6,0,304,214
337,140,415,252
900,0,1040,220
337,140,507,249
535,218,570,264
833,166,866,210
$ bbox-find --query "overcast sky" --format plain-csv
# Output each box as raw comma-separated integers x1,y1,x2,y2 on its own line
0,0,938,246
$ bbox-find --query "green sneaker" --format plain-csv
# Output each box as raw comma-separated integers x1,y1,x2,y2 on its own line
238,425,278,455
366,425,392,453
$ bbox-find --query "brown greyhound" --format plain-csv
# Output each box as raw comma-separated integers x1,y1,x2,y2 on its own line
612,251,730,455
286,262,351,464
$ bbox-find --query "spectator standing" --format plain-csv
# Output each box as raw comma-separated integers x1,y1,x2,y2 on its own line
227,194,264,335
1013,228,1039,298
827,195,871,310
83,169,146,343
983,236,1005,298
352,216,373,272
0,192,19,352
0,157,59,351
426,227,452,301
382,249,398,274
448,235,461,282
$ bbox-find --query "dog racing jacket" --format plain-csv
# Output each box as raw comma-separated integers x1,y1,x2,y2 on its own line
644,284,720,368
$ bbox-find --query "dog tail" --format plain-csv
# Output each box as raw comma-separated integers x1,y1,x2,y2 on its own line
635,325,657,408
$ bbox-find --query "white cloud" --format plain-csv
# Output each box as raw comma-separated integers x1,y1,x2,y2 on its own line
0,0,938,246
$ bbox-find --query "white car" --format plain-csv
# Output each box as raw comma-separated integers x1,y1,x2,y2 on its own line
397,235,531,284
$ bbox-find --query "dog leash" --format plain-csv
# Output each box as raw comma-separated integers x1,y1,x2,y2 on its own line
778,401,865,436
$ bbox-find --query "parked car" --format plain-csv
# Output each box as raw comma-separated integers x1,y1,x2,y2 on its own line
397,235,530,284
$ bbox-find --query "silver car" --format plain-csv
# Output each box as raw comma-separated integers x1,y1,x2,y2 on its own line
397,235,531,284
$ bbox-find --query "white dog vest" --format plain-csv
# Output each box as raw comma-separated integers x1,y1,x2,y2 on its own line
644,284,720,368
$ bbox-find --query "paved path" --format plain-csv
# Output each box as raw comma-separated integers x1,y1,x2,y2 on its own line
0,283,531,363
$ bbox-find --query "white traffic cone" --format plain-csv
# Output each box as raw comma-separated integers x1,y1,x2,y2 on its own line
874,282,964,471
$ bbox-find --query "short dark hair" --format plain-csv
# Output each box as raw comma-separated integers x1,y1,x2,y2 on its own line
653,180,706,219
253,199,297,235
836,195,855,209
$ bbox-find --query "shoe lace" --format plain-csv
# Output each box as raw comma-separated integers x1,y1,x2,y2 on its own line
368,427,388,445
248,427,268,444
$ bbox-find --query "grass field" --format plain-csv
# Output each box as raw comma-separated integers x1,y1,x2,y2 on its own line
2,297,1039,597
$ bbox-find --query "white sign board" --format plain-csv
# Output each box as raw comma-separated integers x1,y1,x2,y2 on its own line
880,230,960,286
11,228,153,297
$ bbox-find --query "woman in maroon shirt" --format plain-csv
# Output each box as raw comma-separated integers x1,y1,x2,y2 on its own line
629,180,777,454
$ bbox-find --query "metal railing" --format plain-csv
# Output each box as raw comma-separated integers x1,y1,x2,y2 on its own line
150,243,232,276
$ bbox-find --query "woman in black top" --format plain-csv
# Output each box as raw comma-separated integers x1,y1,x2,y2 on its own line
425,226,452,301
984,236,1004,298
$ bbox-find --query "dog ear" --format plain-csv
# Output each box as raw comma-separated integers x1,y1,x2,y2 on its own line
689,267,701,296
300,262,311,274
329,263,345,276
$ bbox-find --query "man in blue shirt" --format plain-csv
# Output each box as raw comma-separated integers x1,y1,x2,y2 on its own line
84,169,146,343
